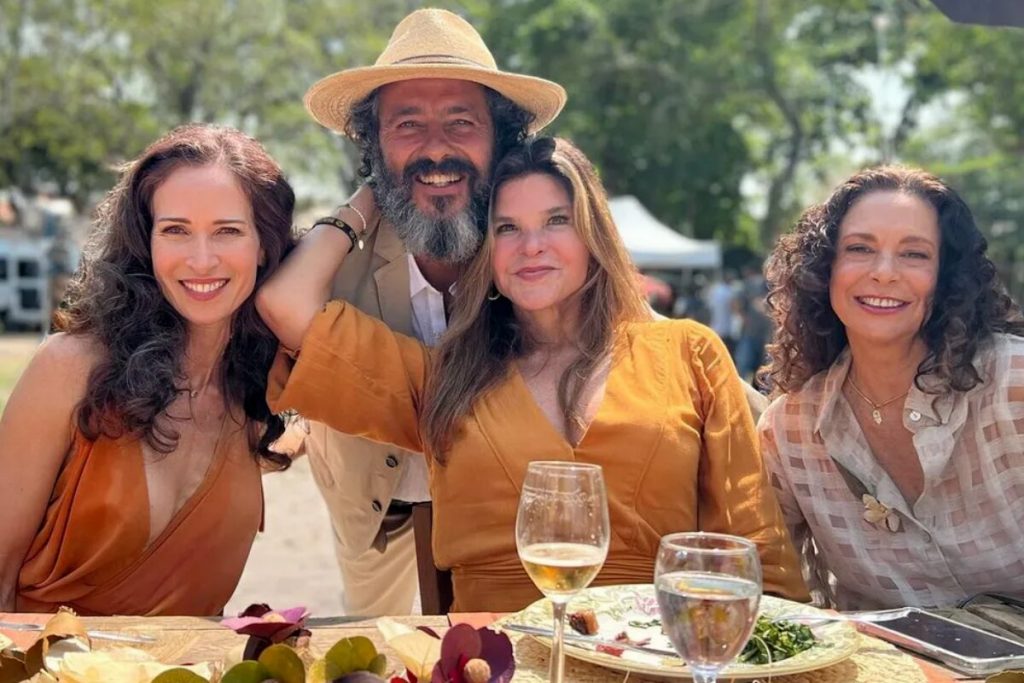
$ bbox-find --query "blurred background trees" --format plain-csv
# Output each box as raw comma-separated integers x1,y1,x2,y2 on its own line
2,0,1022,294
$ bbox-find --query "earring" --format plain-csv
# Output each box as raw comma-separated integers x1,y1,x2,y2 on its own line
487,286,501,301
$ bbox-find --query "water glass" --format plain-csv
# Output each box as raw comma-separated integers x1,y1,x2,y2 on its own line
654,532,762,683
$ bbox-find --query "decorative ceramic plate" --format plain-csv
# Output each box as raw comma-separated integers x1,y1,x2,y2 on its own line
497,584,859,681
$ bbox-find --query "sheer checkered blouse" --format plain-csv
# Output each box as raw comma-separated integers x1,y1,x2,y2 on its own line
759,334,1024,609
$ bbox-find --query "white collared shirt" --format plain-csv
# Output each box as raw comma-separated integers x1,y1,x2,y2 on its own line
390,254,447,503
407,253,448,347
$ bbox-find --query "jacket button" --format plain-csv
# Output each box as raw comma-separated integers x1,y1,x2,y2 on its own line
372,500,383,513
385,454,399,468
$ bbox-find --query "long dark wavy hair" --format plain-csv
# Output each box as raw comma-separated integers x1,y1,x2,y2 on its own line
762,165,1024,396
421,137,651,459
55,124,295,469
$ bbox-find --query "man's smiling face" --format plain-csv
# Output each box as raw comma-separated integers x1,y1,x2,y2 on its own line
372,78,495,263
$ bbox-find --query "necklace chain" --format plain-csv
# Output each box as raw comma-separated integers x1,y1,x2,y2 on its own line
181,367,217,399
846,374,909,425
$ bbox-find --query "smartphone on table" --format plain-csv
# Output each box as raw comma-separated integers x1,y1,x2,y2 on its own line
862,608,1024,677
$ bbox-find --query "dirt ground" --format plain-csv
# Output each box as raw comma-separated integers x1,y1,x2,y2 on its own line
225,456,347,616
0,334,360,618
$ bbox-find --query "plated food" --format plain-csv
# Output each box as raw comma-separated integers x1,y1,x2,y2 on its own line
739,616,816,665
500,584,859,680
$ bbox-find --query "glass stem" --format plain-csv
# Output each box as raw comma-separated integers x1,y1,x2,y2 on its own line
549,600,568,683
690,668,718,683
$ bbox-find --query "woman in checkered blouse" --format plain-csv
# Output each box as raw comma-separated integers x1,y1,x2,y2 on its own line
757,166,1024,609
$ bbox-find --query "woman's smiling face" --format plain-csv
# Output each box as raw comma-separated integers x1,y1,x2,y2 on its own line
150,164,263,334
829,190,940,350
490,172,590,316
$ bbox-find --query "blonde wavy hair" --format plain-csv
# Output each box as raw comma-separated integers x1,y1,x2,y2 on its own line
421,137,651,460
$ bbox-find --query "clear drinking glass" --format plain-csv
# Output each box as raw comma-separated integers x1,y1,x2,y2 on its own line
654,532,762,683
516,461,610,683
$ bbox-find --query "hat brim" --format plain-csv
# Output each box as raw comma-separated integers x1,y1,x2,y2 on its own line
304,64,567,137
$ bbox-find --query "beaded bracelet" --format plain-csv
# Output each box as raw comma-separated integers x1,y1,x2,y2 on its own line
312,216,364,252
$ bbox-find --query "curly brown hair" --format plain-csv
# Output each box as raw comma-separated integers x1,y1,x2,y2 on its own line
55,124,295,470
762,165,1024,396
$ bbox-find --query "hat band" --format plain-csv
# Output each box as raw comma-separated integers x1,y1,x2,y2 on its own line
389,54,494,69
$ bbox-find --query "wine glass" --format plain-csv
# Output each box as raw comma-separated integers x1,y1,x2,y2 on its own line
655,532,762,683
516,461,610,683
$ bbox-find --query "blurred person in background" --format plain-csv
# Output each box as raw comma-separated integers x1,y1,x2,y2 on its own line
742,262,767,300
734,296,771,383
674,280,710,324
706,269,737,353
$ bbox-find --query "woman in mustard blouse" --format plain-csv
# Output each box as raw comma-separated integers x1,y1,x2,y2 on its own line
258,137,807,611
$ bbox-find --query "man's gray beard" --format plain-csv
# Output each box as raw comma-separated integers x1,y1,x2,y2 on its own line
369,153,487,265
378,190,483,265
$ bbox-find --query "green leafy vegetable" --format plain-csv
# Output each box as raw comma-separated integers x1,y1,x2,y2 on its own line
739,616,816,665
626,619,661,629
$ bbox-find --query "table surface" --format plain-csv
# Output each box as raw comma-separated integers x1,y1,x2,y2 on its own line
0,611,981,682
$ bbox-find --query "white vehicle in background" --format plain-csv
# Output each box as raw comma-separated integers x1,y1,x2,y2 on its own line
0,231,54,331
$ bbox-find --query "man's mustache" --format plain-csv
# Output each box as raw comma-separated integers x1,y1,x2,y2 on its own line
401,157,481,186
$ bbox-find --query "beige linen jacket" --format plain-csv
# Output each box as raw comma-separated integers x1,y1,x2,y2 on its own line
302,216,420,559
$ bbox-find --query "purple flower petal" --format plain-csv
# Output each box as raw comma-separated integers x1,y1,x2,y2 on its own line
220,616,268,631
237,623,296,639
434,624,480,681
219,605,308,637
336,673,388,682
237,603,273,618
416,626,441,639
275,606,310,624
477,629,515,682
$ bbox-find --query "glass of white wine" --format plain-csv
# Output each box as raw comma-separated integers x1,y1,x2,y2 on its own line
516,461,610,683
655,532,762,683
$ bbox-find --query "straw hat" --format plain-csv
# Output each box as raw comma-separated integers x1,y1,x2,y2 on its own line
304,9,567,137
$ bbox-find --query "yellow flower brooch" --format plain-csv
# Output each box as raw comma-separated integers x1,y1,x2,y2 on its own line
862,494,901,532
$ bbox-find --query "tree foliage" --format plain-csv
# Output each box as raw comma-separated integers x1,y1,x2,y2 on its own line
897,13,1024,299
2,0,1023,286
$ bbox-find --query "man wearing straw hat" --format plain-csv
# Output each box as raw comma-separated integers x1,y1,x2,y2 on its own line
297,8,566,616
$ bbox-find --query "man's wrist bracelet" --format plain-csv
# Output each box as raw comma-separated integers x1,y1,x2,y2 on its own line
312,216,364,253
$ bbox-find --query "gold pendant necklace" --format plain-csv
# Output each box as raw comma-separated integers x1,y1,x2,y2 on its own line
846,374,909,425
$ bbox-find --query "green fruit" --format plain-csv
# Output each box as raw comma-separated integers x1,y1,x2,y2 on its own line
306,658,330,683
368,653,387,676
221,659,270,683
258,644,306,683
324,636,378,674
150,670,209,683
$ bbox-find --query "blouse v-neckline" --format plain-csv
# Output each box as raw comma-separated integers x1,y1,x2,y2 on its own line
508,349,619,452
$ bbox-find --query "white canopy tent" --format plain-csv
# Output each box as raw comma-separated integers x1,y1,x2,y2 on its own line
608,195,721,270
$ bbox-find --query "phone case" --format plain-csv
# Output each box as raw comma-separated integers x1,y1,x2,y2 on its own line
862,608,1024,677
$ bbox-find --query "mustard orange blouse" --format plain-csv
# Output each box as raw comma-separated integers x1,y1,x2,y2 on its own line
269,301,808,612
17,420,262,616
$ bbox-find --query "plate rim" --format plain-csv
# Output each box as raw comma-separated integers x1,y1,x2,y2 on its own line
497,583,860,681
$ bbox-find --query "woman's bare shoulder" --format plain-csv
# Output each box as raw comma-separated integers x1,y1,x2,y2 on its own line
28,333,106,391
0,333,107,451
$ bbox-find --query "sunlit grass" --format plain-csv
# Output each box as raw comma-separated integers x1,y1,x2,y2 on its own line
0,337,41,414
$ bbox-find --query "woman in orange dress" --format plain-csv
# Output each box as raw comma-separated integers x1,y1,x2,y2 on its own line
259,137,807,612
0,124,294,616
